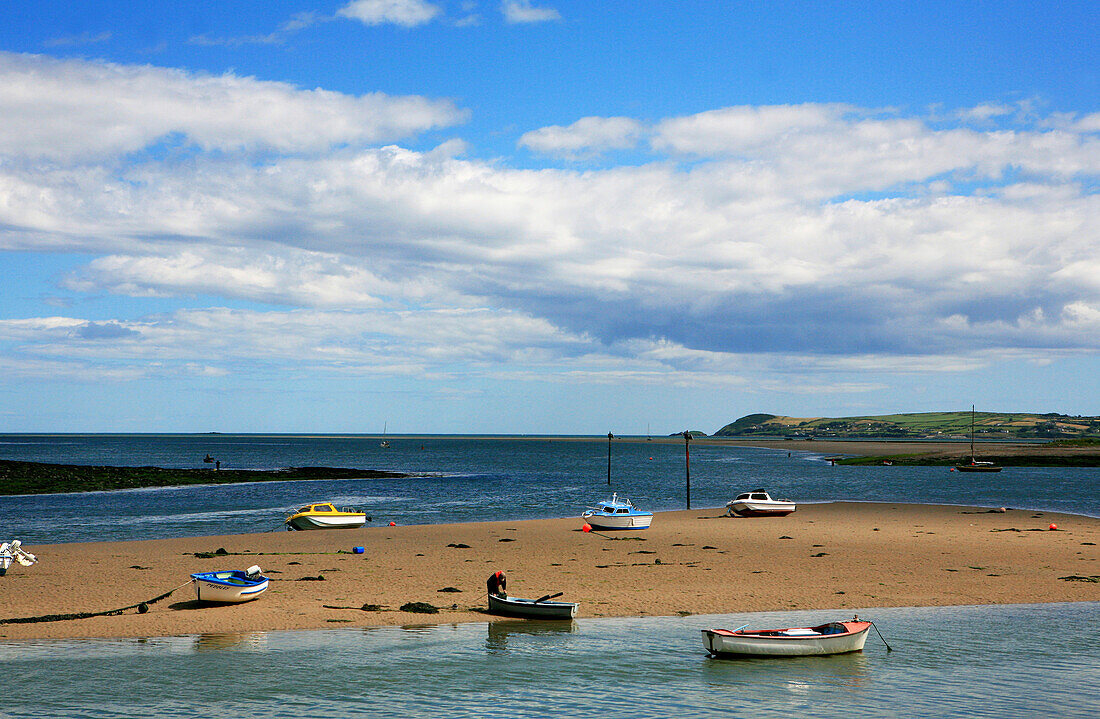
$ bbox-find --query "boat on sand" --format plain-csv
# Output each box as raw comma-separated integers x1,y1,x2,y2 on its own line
487,592,578,620
190,566,269,603
702,619,871,657
285,502,368,530
725,489,796,517
0,540,37,577
582,493,653,530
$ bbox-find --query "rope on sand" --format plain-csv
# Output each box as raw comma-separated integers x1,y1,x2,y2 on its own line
0,579,194,625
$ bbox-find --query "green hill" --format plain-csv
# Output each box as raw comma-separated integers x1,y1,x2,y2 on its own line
713,411,1100,440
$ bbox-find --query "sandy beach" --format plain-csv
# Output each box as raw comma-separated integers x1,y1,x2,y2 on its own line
1,502,1096,641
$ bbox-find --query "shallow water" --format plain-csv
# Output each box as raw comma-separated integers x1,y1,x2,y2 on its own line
2,434,1097,543
0,603,1096,718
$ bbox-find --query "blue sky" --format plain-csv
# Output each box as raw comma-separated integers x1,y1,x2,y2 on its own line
0,1,1097,434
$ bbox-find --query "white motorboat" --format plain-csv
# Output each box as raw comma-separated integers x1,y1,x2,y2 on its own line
190,566,269,603
582,493,653,530
285,502,368,530
702,619,872,657
725,489,796,517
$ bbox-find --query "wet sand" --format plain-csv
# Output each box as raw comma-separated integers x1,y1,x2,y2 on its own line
1,502,1096,640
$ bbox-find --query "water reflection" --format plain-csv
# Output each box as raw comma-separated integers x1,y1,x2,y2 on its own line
702,650,872,691
193,632,268,652
486,620,577,652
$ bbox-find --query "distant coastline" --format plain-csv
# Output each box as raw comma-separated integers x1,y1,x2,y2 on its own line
694,437,1100,467
3,436,1099,496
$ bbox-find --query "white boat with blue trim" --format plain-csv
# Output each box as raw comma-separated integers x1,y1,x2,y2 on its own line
191,565,269,603
582,493,653,530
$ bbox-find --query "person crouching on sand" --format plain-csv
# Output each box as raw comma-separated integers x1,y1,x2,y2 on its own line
486,570,507,597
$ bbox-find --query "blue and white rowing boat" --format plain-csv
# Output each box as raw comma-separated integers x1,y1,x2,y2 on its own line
190,565,269,603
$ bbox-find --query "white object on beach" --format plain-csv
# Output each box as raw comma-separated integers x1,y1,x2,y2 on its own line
0,539,37,576
285,502,368,530
725,489,796,517
582,493,653,530
190,566,269,603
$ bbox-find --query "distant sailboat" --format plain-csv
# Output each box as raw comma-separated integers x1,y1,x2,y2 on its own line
380,422,390,448
954,406,1001,472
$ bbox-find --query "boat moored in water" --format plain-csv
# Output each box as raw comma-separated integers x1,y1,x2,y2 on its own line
702,620,872,657
191,566,269,603
487,592,578,620
285,502,368,530
954,405,1002,472
582,493,653,530
725,489,796,517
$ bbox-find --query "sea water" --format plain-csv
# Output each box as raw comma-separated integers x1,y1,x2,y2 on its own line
0,603,1096,718
1,437,1098,716
2,434,1097,543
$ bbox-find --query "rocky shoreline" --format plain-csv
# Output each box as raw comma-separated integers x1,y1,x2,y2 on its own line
0,460,408,496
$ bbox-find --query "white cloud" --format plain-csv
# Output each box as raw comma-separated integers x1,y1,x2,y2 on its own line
1,56,1098,389
338,0,442,28
956,103,1013,122
519,116,643,158
502,1,561,24
0,52,467,161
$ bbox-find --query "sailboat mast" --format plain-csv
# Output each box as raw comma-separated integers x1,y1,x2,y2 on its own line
970,405,975,460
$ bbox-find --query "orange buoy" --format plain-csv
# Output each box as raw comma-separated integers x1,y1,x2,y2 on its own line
582,523,592,533
389,521,396,527
1049,523,1058,530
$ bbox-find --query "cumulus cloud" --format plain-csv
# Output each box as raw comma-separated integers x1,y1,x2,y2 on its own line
338,0,442,28
502,1,561,24
0,52,467,161
1,56,1098,390
519,116,643,158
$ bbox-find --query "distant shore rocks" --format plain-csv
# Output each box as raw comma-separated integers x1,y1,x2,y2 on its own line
0,459,409,496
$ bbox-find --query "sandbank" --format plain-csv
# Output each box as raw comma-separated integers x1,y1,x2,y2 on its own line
1,502,1096,641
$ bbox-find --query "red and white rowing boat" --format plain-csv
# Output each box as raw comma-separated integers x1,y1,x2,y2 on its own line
702,620,872,657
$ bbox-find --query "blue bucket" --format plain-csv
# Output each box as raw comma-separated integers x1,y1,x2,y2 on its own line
353,546,365,554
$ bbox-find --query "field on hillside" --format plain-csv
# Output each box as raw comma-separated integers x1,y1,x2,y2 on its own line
714,411,1100,439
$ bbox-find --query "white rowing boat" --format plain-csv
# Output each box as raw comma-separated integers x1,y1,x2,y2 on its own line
702,620,871,657
487,593,578,619
191,566,269,603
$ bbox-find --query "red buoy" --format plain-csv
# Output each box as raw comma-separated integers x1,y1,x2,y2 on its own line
582,523,592,533
1049,523,1058,530
389,521,396,527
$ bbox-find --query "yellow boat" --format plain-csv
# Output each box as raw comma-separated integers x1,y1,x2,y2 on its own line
285,502,367,531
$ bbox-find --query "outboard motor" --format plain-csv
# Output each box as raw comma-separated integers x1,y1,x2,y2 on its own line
245,565,263,579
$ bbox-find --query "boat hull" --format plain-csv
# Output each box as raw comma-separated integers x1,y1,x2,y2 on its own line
487,593,578,620
727,500,796,517
702,621,871,657
286,514,366,530
581,511,653,530
955,464,1002,472
191,571,269,604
